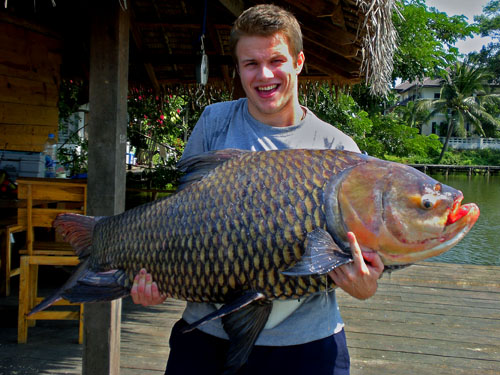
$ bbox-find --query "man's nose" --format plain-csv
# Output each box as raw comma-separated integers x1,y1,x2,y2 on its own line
259,65,274,79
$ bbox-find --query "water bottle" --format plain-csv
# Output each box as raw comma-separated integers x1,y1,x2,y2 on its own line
43,133,57,178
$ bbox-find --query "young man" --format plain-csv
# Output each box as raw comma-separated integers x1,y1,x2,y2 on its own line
132,4,384,374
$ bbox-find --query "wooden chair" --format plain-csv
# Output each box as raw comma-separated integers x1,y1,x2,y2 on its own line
16,178,87,344
0,222,25,296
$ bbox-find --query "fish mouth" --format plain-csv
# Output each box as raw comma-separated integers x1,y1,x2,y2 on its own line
446,195,475,226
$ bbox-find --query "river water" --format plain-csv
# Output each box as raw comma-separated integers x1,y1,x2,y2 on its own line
426,173,500,266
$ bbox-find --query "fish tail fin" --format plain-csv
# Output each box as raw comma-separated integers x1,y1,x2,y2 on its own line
28,259,90,315
28,259,130,315
53,213,104,259
30,214,129,315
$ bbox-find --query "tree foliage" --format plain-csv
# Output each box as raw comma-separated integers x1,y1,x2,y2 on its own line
393,0,478,82
471,0,500,83
419,61,500,162
300,83,441,161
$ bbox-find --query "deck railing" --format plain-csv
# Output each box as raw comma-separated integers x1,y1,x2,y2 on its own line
441,137,500,150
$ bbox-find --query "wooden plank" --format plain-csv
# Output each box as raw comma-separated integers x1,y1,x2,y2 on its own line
0,75,59,106
337,262,500,375
348,347,499,375
0,102,58,126
28,311,80,320
0,47,61,84
0,21,62,55
25,255,79,266
18,183,86,201
17,208,83,227
0,124,55,151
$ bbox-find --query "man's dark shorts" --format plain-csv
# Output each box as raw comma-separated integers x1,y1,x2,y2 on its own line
165,319,350,375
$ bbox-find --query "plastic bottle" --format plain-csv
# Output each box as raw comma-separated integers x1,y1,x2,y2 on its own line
43,133,57,178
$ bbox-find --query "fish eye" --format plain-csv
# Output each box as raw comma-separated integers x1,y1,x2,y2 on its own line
422,199,434,209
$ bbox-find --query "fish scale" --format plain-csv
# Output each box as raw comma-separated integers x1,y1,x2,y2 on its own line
88,149,358,302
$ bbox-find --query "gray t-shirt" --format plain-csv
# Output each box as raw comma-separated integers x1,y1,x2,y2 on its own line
180,98,360,346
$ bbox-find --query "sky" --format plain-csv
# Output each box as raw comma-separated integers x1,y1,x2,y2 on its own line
424,0,494,54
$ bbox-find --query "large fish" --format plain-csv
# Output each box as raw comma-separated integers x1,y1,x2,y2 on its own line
33,149,479,374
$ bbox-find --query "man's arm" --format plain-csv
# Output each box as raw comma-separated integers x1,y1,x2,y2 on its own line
329,232,384,300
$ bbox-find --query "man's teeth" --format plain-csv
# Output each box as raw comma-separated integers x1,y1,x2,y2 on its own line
258,85,277,91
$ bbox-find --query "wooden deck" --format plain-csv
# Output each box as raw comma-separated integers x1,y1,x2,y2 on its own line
0,262,498,374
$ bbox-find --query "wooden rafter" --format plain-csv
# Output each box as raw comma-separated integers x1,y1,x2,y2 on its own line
130,8,160,92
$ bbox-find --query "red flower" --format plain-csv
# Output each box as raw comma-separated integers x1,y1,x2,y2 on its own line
160,114,165,120
177,108,181,114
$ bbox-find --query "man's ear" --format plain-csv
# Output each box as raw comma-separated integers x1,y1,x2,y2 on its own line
295,51,305,74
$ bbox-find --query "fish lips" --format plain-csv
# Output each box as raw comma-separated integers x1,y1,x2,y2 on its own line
433,198,480,253
446,195,480,226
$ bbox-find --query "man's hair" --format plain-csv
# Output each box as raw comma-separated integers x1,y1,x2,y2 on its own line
230,4,303,64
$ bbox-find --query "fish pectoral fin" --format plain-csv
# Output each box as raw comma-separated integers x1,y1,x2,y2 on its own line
282,228,353,276
180,291,266,333
221,298,272,375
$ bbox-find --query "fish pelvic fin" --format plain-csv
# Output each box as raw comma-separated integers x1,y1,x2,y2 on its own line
221,298,272,375
53,213,104,259
180,291,271,375
282,228,353,276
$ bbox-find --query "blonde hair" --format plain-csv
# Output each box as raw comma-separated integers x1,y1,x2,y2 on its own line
230,4,303,64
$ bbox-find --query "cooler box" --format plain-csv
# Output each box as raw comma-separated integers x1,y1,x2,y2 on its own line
0,150,45,178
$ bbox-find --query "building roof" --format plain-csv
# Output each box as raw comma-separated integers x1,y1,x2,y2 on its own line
1,0,399,95
395,77,443,93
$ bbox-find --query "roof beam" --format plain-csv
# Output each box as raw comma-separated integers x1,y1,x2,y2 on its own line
217,0,244,17
130,8,160,92
303,39,360,75
206,24,233,88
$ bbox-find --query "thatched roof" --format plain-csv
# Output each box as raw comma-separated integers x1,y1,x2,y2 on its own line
1,0,398,95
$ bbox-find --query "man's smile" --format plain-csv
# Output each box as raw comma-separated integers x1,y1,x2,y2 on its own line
256,84,280,97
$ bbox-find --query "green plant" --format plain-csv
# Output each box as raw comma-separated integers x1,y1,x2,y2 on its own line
57,79,88,176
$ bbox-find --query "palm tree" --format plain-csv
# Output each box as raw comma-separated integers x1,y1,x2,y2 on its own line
420,61,500,163
394,100,433,134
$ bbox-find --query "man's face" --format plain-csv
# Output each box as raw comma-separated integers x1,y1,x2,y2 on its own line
236,33,304,126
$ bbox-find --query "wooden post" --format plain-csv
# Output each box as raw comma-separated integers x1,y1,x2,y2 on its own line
84,1,129,374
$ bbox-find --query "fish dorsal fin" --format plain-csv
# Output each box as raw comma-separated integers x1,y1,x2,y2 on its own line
176,148,250,191
282,228,353,276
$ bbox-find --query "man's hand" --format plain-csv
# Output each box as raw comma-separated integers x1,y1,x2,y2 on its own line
328,232,384,300
130,268,168,306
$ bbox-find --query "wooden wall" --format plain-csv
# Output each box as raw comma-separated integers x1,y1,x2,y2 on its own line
0,14,61,152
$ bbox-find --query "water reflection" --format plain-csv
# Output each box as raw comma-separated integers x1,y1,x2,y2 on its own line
427,174,500,266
